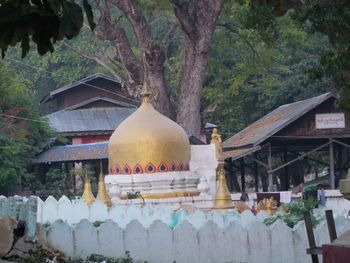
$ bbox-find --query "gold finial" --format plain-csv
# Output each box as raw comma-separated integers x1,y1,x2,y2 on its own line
96,161,112,208
140,82,152,103
213,161,234,209
211,128,223,159
81,175,95,205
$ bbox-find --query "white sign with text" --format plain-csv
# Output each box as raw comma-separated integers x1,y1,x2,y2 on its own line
315,113,345,129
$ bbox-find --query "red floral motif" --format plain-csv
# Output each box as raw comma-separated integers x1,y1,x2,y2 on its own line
157,161,168,172
115,164,121,175
112,160,190,174
133,163,143,174
178,161,185,171
122,164,132,175
169,161,177,171
145,162,156,173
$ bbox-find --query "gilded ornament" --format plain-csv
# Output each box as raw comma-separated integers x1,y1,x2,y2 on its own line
96,163,112,207
257,197,277,216
81,175,95,205
108,83,190,175
211,128,233,209
211,128,223,159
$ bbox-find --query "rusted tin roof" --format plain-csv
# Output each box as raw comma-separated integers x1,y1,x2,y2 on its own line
36,141,108,163
37,135,204,163
222,146,261,161
223,92,337,150
46,107,136,133
40,73,121,104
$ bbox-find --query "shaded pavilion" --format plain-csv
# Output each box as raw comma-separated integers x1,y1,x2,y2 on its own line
222,92,350,192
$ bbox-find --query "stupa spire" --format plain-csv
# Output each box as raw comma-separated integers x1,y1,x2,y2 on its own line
96,160,112,207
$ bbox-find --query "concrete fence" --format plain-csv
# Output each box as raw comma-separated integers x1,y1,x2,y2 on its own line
1,195,350,262
0,195,37,238
38,215,350,263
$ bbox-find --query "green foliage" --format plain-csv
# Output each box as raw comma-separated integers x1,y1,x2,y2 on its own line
41,167,74,199
70,164,94,179
10,247,142,263
88,251,146,263
0,61,53,194
93,220,104,227
0,0,95,58
263,198,323,228
248,0,350,119
303,0,350,113
126,191,145,204
23,244,61,263
204,6,333,137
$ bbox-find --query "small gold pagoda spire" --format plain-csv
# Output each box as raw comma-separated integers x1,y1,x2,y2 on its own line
211,128,222,158
212,129,234,210
140,81,152,103
81,174,95,205
96,161,112,208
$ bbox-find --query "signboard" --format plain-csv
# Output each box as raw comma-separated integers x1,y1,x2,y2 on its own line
315,113,345,129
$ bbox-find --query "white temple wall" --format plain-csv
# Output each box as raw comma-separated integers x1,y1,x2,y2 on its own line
190,144,217,196
37,213,350,263
1,195,350,263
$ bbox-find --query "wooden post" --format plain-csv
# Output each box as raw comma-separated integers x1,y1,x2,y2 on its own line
329,140,335,189
304,211,320,263
254,153,259,192
268,145,273,191
283,145,289,190
228,159,241,192
325,210,337,242
240,158,245,193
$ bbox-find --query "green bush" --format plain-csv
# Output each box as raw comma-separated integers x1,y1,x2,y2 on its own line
264,198,323,228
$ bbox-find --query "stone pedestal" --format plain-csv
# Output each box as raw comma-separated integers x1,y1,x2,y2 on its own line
105,171,201,200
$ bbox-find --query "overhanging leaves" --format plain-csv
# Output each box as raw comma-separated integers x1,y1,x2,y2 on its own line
0,0,95,58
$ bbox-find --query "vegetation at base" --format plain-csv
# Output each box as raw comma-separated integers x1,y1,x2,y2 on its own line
4,245,145,263
263,198,323,228
88,252,147,263
93,220,104,228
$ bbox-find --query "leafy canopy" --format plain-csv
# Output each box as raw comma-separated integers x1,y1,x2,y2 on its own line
0,0,95,58
0,61,53,194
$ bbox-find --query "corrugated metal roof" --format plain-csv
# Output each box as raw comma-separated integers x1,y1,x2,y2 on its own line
65,97,137,110
40,73,121,103
46,107,136,133
222,146,261,161
37,134,205,163
223,92,336,149
36,141,108,163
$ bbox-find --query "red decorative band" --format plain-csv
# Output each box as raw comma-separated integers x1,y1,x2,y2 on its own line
109,161,189,175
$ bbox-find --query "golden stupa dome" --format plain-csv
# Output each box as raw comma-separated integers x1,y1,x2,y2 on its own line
108,96,190,175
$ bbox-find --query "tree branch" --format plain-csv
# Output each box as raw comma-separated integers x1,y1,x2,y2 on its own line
62,41,125,85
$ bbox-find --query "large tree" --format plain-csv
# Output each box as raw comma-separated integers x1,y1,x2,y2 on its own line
0,0,224,136
77,0,224,136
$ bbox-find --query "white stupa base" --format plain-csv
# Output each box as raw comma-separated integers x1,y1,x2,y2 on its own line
105,171,214,209
109,193,214,210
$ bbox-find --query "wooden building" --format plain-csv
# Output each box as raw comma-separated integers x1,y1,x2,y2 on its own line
37,73,204,166
223,92,350,192
40,73,138,144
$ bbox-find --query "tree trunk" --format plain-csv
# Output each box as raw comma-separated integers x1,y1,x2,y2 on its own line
91,0,223,134
176,42,208,136
172,0,224,136
109,0,175,118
